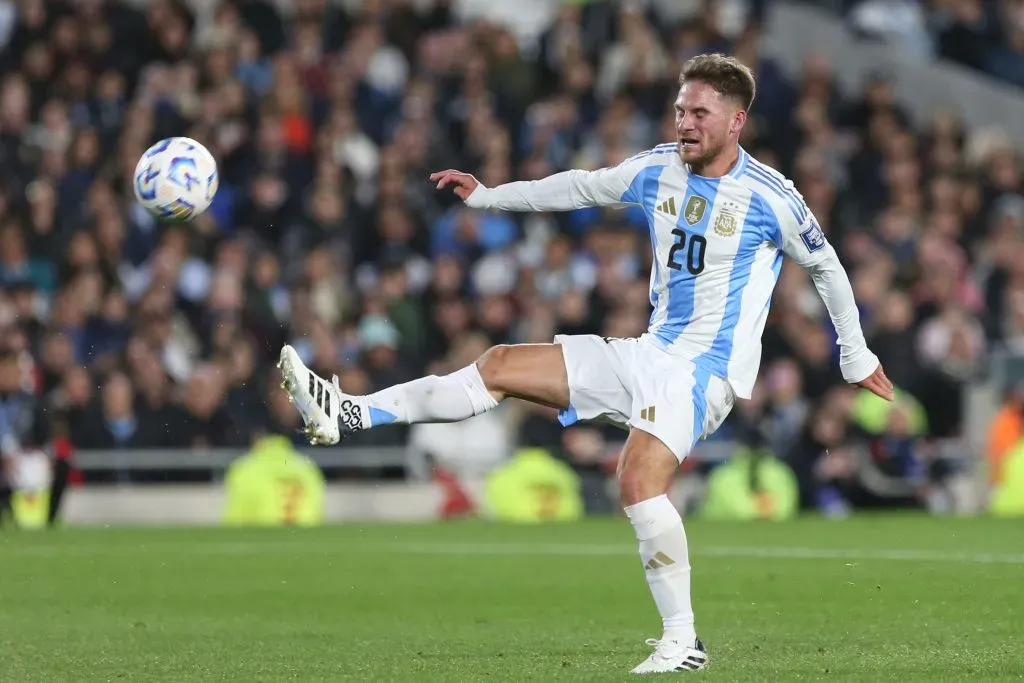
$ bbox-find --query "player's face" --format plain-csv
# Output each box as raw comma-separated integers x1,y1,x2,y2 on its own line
674,80,744,170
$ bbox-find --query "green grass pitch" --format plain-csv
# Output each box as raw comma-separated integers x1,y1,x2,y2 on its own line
1,515,1022,682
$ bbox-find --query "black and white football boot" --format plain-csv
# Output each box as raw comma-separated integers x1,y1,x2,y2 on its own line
277,345,364,445
630,637,708,674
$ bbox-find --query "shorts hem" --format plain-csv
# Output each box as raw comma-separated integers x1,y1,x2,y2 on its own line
626,420,689,463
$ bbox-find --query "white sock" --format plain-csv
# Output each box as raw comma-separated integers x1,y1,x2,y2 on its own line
624,494,696,645
352,364,499,429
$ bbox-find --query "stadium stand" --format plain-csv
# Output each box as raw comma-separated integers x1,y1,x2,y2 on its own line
843,0,1024,89
0,0,1022,522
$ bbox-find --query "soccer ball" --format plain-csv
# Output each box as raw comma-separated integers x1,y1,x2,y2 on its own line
133,137,219,221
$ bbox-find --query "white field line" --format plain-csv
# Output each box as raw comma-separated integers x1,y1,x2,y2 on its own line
376,542,1024,565
3,539,1023,564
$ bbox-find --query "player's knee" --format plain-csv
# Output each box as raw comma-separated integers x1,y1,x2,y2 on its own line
617,440,678,507
619,465,668,508
475,344,513,397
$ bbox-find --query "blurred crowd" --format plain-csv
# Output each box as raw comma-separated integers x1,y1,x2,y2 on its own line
0,0,1022,517
839,0,1024,89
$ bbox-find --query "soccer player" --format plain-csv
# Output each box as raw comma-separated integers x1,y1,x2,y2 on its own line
278,53,894,674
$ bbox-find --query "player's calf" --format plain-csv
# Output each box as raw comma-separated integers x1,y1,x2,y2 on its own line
278,342,571,446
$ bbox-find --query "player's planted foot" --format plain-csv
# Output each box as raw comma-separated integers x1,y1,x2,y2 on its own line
630,637,708,674
277,345,368,445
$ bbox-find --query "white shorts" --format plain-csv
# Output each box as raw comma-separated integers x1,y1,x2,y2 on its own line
555,334,736,462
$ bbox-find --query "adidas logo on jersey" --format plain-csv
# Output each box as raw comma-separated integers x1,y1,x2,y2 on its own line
656,197,677,216
639,406,656,422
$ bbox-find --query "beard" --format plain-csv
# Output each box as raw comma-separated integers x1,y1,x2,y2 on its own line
681,137,727,174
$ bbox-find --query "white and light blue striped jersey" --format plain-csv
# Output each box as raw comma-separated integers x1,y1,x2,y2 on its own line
467,143,867,399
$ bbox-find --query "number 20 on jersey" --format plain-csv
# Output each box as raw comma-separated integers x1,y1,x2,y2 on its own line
667,229,707,275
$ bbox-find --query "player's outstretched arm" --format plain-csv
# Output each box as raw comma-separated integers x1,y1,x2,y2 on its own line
805,252,893,401
429,161,641,213
776,214,894,402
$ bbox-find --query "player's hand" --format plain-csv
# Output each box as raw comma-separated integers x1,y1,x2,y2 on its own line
856,364,894,401
429,169,481,201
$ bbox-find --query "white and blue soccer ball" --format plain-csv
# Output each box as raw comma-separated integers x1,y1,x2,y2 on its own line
133,137,219,222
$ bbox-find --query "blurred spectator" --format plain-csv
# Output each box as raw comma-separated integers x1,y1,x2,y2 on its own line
844,0,1024,90
986,380,1024,486
177,363,244,449
409,331,511,478
848,0,933,60
761,358,810,458
0,344,48,526
222,432,326,527
702,440,800,521
75,371,151,450
990,433,1024,515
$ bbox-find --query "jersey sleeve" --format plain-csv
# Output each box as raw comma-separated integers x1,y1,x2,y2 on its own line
464,154,651,212
767,195,832,270
761,195,880,384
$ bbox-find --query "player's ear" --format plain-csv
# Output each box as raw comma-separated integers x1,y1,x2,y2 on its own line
730,109,747,136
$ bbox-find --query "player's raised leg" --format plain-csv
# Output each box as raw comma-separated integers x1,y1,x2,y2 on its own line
277,343,568,445
620,429,709,674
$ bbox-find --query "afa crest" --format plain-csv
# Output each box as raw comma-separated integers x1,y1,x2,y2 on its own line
713,211,738,237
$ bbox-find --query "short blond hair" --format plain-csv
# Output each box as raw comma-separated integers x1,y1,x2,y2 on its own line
679,53,756,111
